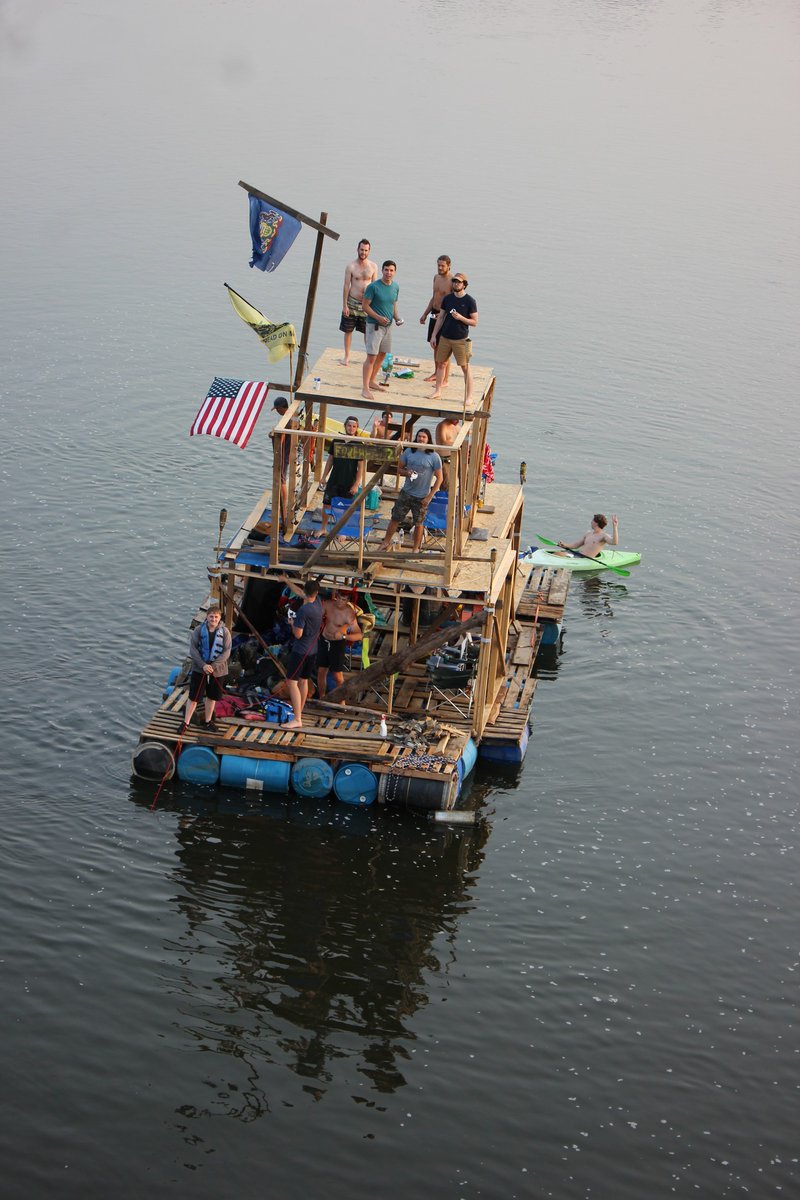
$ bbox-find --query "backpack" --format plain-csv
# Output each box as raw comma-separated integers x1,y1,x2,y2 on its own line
263,697,294,725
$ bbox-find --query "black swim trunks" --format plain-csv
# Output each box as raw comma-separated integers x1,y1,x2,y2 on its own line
317,637,348,672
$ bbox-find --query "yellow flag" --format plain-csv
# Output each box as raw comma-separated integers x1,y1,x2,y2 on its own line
225,284,298,364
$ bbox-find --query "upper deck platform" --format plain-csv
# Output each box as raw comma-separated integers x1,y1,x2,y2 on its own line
294,347,495,420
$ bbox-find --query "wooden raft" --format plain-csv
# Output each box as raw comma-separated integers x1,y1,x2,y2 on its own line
141,687,470,785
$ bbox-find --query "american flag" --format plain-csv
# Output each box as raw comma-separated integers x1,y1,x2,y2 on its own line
190,377,268,449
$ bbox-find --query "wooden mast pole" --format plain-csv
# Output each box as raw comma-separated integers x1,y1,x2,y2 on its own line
293,211,328,392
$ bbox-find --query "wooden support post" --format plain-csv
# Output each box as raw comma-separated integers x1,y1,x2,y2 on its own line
470,548,497,738
410,596,420,645
293,212,328,392
302,461,391,572
315,402,327,484
284,426,299,540
387,589,401,714
269,431,283,568
444,446,457,579
300,398,313,508
456,443,468,559
223,571,236,631
466,378,494,531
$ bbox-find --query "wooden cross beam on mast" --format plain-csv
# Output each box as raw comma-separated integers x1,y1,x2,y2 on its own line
238,181,340,392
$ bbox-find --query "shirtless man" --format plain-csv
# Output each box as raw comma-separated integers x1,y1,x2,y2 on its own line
340,239,378,366
434,416,460,491
372,410,393,439
558,513,619,558
317,589,360,699
420,255,452,384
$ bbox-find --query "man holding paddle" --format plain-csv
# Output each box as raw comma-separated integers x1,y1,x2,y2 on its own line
558,513,618,558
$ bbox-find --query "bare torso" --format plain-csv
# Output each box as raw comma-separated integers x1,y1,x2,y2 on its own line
574,528,611,557
322,598,358,641
430,271,452,311
345,258,378,308
435,419,460,447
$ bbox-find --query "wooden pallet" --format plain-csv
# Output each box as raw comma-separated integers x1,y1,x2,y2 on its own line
141,687,467,781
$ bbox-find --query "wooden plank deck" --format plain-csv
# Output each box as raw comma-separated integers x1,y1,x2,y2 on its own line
141,687,469,782
294,347,494,421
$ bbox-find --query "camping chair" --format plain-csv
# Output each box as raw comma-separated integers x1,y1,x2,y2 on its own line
422,491,449,545
425,645,478,718
363,591,391,630
328,496,376,551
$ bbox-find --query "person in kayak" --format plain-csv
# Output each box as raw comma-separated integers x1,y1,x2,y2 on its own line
558,513,619,558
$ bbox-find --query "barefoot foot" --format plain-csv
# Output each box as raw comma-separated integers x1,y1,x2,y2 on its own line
428,392,442,401
423,373,437,383
361,389,375,400
283,720,303,731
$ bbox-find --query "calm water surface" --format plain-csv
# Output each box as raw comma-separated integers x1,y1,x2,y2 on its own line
1,1,798,1196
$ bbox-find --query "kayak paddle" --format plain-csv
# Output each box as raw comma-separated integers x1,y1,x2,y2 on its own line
536,534,631,577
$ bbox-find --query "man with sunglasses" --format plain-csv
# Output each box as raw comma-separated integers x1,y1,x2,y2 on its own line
428,274,478,404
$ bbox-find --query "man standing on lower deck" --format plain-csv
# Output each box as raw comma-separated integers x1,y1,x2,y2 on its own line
361,260,401,400
319,415,365,535
340,239,378,366
377,428,443,554
280,576,323,730
429,274,478,404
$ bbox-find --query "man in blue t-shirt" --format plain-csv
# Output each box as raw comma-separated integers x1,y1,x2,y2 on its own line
361,260,402,400
428,273,479,404
377,428,443,554
280,576,323,729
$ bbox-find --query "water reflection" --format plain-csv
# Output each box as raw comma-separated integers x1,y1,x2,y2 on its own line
574,574,631,624
131,788,487,1112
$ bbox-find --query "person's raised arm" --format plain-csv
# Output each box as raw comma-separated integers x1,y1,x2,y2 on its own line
610,515,619,545
279,573,306,600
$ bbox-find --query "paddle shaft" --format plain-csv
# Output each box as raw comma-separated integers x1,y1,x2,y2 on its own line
536,534,630,577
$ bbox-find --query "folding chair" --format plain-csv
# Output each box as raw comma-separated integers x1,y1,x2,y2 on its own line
425,646,478,717
329,496,376,551
422,491,449,545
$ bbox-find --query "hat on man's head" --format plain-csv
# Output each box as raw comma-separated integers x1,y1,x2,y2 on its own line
273,396,289,411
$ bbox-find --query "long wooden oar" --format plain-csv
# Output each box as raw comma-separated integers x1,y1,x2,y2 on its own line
536,533,631,577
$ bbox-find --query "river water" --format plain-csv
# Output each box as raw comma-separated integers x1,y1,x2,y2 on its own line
1,1,798,1196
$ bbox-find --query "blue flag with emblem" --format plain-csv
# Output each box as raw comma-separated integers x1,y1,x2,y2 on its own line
248,195,302,272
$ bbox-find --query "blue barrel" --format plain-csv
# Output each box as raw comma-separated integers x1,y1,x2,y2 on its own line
163,666,181,697
177,745,220,785
219,754,290,794
333,763,378,806
291,757,334,799
456,738,478,795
